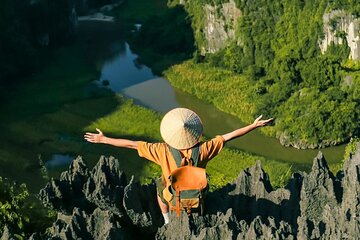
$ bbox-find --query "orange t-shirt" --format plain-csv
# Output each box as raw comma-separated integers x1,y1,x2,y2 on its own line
137,135,225,186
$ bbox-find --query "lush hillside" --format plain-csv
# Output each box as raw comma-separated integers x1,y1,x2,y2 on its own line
165,0,360,149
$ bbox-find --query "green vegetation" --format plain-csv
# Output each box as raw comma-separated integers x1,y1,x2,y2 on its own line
0,177,55,238
167,0,360,148
0,0,76,86
110,0,168,23
164,61,256,123
343,137,360,163
129,5,195,74
330,137,360,173
206,147,293,190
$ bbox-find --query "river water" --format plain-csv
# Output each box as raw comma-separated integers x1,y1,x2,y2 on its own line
97,33,345,170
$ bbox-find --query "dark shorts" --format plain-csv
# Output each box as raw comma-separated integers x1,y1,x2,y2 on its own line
156,177,167,204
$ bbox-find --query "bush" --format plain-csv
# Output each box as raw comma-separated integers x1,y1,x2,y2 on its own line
0,177,29,236
0,177,55,238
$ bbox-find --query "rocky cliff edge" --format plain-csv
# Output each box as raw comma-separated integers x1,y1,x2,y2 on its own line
5,143,360,239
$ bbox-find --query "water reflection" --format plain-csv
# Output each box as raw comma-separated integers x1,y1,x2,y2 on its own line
109,41,127,59
99,42,155,91
122,78,179,113
45,154,74,168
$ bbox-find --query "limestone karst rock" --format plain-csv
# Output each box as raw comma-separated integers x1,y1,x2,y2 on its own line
35,143,360,239
39,156,162,239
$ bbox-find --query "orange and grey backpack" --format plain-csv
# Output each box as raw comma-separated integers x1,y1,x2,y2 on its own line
163,144,209,217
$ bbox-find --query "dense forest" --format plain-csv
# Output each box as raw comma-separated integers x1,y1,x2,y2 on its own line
165,0,360,149
0,0,75,86
0,0,115,87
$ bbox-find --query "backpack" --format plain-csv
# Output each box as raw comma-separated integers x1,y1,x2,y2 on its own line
163,144,209,217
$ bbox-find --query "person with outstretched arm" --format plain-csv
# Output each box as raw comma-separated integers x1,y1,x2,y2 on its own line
84,108,272,224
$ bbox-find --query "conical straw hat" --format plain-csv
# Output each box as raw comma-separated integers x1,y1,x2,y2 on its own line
160,108,203,150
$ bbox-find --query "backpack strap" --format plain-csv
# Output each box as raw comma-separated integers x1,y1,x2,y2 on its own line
190,144,200,166
168,144,200,167
168,145,183,167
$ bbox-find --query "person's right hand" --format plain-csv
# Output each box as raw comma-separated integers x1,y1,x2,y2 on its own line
84,128,104,143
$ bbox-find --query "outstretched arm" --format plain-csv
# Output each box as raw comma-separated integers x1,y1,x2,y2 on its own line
84,128,138,149
222,115,273,142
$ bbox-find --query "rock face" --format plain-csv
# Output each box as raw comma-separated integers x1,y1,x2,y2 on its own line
184,1,359,60
201,0,241,54
1,226,14,240
320,10,360,60
38,156,162,239
157,145,360,239
36,144,360,239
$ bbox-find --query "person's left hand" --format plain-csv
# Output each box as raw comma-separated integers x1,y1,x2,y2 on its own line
253,115,273,127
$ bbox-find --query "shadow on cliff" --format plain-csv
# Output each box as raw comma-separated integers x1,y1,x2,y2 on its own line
205,167,302,230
